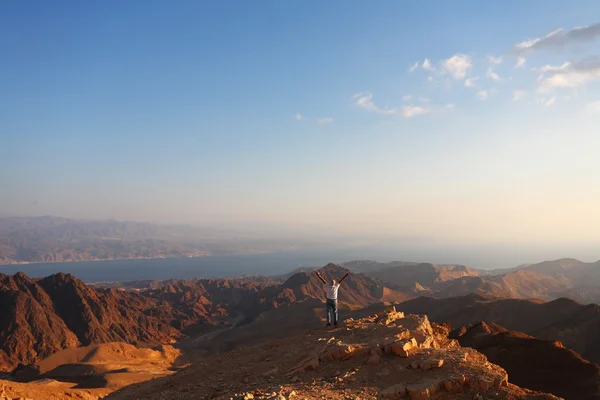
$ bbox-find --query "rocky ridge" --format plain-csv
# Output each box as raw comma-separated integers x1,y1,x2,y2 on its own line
105,307,559,400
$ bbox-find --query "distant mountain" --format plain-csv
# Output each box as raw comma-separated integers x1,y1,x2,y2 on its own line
486,258,600,303
269,263,411,308
357,258,600,304
0,216,305,264
452,321,600,400
364,262,479,293
396,293,600,363
341,260,420,273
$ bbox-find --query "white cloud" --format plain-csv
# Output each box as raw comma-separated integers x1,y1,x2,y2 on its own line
317,117,333,125
512,22,600,55
515,57,526,68
477,90,488,100
441,54,472,79
533,62,571,73
486,68,500,81
409,62,419,72
419,96,431,103
513,90,526,101
585,100,600,113
422,58,435,72
488,55,503,65
401,106,429,118
538,56,600,92
464,77,479,88
352,93,395,114
401,95,413,101
295,113,303,120
352,92,430,118
542,96,556,107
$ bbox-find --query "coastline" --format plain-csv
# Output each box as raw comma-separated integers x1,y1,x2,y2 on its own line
0,254,211,267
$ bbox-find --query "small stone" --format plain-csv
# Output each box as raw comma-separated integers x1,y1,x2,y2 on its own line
365,354,380,365
381,384,406,399
419,359,444,371
478,376,495,390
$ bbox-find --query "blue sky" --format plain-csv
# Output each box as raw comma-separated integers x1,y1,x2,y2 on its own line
1,1,600,245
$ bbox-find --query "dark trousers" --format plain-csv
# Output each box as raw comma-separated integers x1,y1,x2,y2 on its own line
326,298,338,325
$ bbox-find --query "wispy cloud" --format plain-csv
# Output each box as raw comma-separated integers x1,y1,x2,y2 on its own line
585,100,600,113
317,117,334,125
295,113,303,121
401,106,429,118
402,95,413,101
441,54,472,79
488,55,503,65
419,96,431,103
352,93,396,114
464,77,479,88
477,90,488,100
409,62,419,72
541,96,557,107
538,56,600,92
515,57,526,68
486,68,500,81
513,90,526,101
533,62,571,73
422,58,435,72
352,92,431,118
512,22,600,55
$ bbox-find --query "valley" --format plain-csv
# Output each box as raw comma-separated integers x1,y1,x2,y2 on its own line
2,258,600,399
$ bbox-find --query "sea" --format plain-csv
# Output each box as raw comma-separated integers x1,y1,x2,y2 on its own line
1,244,596,283
0,253,333,282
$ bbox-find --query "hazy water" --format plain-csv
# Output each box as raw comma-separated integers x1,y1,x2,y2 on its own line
0,252,342,282
1,244,597,282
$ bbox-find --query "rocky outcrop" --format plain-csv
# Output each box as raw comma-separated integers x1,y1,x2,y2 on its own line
104,307,561,400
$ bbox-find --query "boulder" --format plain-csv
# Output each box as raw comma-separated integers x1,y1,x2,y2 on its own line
406,378,441,400
390,338,417,357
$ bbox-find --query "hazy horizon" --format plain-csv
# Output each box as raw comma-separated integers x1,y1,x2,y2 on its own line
1,214,598,270
2,2,600,250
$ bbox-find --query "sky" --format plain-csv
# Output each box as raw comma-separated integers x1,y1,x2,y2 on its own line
2,1,600,249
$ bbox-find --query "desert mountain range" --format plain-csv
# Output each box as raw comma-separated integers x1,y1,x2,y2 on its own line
2,259,600,399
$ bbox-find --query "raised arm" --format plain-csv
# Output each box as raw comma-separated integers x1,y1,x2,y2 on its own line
314,271,327,284
338,271,350,284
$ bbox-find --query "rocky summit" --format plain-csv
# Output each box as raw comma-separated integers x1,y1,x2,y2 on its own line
105,307,560,400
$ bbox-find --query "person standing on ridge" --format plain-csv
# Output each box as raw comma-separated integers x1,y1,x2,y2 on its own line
314,269,350,327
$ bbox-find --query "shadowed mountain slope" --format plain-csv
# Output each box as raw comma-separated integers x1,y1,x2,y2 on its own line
452,321,600,400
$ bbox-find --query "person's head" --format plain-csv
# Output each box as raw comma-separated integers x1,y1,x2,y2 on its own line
331,279,336,285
